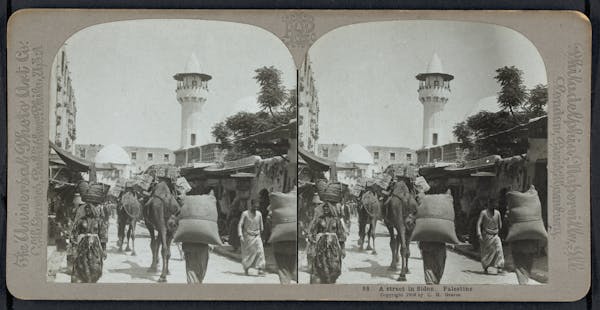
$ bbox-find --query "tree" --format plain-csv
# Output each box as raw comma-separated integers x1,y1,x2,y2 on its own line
494,66,528,118
453,66,548,159
525,84,548,118
211,66,295,159
211,122,232,149
254,66,286,117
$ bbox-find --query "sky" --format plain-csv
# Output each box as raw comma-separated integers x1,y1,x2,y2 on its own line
62,19,296,150
308,20,548,149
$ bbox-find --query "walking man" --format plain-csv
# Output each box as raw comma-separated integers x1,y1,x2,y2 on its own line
476,198,505,274
238,199,266,275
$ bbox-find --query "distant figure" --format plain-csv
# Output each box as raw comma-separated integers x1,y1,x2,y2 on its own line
238,199,266,276
476,198,505,274
228,196,247,251
418,241,446,285
182,242,210,283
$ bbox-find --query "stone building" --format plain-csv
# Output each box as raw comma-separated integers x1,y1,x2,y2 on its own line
318,143,416,173
49,45,77,153
75,144,175,177
298,55,320,154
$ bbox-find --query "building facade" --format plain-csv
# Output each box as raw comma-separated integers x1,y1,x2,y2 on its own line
298,55,320,154
318,143,416,172
49,45,77,153
76,144,175,177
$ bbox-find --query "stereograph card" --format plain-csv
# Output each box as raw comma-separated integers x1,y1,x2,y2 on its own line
5,9,591,301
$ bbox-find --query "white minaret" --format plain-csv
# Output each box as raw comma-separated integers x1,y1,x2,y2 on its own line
416,53,454,147
174,53,212,149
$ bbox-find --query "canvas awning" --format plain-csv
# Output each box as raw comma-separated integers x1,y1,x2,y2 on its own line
49,140,114,172
298,147,333,172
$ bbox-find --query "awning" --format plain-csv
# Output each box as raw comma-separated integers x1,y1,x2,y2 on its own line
237,120,297,142
49,140,114,172
298,147,333,172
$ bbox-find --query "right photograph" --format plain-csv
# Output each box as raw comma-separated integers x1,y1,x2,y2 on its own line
297,20,549,285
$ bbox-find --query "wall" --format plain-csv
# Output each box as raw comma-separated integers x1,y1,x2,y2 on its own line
49,45,77,153
298,55,320,153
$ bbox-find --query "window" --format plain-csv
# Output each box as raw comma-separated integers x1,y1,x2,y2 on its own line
147,153,153,161
192,80,197,87
390,152,396,161
406,153,412,161
164,154,170,162
131,152,137,160
434,80,440,87
432,133,439,146
80,149,86,159
322,148,329,158
374,151,379,160
191,134,196,146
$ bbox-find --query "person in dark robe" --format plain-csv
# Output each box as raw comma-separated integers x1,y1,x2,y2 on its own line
511,239,542,284
182,243,210,283
418,241,446,285
272,240,298,284
71,203,104,283
308,200,346,284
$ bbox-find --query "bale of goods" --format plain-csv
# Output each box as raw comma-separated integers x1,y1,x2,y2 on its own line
414,176,431,193
268,189,297,243
173,193,223,245
411,191,460,244
81,183,110,204
132,174,153,191
175,177,192,194
505,186,548,242
319,182,343,203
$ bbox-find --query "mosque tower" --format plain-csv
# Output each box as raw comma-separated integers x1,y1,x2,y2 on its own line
416,53,454,147
173,53,212,149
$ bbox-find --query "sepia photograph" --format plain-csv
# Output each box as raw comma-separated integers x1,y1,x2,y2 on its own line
46,19,298,284
298,20,549,285
5,9,590,301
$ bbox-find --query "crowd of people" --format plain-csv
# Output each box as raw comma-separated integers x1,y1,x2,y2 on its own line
302,175,545,286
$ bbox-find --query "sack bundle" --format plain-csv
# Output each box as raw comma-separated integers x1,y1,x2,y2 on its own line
81,183,110,204
506,185,547,242
268,189,297,243
173,192,223,245
411,190,460,244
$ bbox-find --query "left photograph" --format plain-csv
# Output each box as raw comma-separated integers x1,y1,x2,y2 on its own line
46,20,298,284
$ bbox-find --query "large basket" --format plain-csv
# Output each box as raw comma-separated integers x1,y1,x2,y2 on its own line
81,183,110,204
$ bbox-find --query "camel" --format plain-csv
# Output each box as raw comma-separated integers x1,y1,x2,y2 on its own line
384,179,419,281
117,190,141,256
358,189,381,254
143,181,181,282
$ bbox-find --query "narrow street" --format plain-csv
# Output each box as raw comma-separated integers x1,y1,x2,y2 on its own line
299,217,538,285
49,216,280,284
